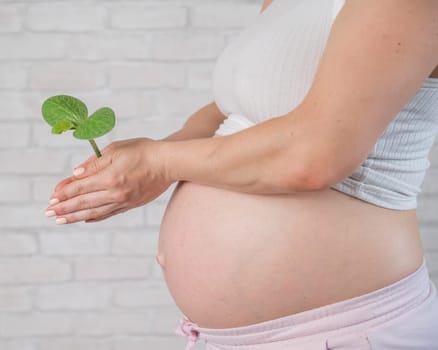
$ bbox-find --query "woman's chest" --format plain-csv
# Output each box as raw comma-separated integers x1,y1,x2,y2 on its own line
212,0,341,123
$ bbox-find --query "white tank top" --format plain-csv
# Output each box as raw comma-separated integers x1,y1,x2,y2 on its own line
212,0,438,210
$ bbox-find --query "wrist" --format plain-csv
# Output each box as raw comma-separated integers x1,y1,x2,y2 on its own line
155,139,178,184
154,135,223,186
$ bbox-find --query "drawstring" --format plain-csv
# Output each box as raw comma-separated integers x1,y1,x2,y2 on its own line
174,315,200,350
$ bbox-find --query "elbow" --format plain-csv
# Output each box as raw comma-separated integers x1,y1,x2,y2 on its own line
281,151,344,192
299,157,360,192
282,161,331,193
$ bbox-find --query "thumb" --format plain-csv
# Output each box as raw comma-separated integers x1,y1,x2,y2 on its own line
72,153,111,178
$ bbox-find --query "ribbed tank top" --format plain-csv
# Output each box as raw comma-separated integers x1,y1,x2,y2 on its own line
212,0,438,210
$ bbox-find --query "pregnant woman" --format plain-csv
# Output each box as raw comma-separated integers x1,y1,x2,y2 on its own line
46,0,438,348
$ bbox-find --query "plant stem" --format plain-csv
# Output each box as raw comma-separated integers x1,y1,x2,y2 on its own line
89,139,102,158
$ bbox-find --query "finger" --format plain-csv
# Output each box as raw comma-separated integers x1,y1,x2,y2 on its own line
73,153,97,173
46,190,115,217
51,155,96,198
51,170,111,202
54,203,120,225
72,151,112,179
53,176,76,193
49,176,76,204
101,141,118,154
85,207,126,223
71,141,117,176
85,200,128,223
73,141,118,177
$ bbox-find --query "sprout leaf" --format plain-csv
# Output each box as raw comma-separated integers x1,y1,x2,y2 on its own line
42,95,88,127
73,107,115,140
41,95,116,157
51,120,75,134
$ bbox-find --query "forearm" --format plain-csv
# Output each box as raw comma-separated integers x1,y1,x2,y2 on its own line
160,108,322,195
160,102,226,141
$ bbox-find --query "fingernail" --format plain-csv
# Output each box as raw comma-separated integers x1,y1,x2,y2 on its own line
45,210,56,217
49,198,59,205
73,167,84,176
56,217,67,225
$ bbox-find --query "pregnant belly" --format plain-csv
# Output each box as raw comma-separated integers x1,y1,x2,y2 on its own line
157,180,422,329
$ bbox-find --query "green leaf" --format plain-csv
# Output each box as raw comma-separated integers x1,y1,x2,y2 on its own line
51,120,75,134
73,107,116,140
42,95,88,127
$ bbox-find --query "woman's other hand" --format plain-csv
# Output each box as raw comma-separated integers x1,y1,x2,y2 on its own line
45,137,174,224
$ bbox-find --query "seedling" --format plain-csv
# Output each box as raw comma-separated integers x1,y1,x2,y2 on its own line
41,95,116,157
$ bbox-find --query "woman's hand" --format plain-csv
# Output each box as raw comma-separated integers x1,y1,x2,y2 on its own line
45,137,174,224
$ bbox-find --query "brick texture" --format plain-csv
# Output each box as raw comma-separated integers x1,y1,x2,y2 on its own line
0,1,437,350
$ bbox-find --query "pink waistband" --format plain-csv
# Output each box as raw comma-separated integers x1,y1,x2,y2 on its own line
174,258,435,349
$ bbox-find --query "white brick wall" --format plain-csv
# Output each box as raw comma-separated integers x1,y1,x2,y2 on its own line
0,1,437,350
26,3,106,32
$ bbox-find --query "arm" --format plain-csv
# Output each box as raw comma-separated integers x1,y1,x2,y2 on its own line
161,110,313,194
160,101,227,141
158,0,438,195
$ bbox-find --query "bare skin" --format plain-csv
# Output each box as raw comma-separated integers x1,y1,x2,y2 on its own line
156,1,437,329
158,181,424,328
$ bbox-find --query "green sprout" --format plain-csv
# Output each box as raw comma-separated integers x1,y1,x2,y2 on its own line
41,95,116,158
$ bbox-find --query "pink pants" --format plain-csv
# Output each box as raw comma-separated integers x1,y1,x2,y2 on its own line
174,257,438,349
